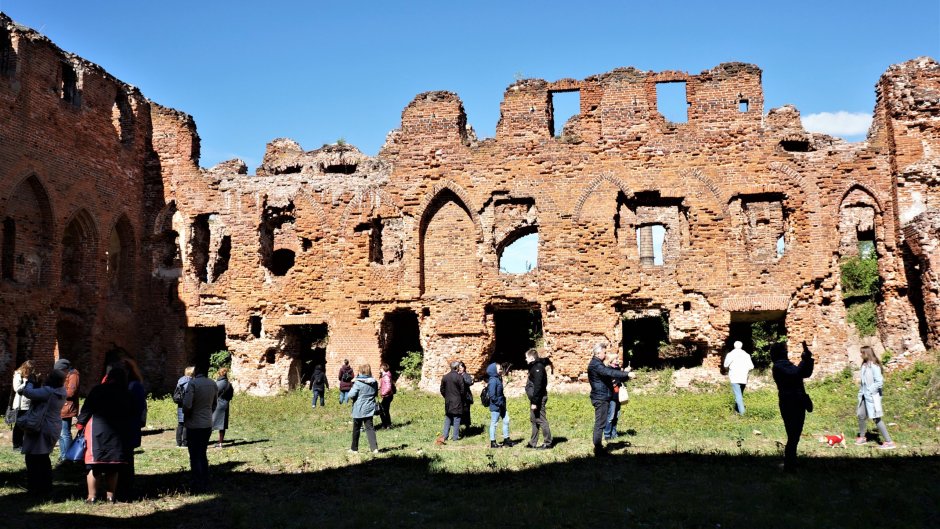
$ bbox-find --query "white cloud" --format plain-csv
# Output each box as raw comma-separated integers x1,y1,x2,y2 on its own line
801,111,872,137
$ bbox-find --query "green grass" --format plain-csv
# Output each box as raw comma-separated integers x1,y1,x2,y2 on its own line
1,356,938,528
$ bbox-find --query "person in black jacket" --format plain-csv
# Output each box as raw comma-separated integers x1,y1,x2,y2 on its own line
525,348,553,449
310,365,328,408
437,361,465,444
587,343,631,456
771,341,814,471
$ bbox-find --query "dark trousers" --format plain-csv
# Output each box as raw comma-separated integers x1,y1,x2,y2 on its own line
24,453,52,495
186,427,212,492
176,422,187,446
117,452,136,500
529,395,552,446
12,409,26,448
779,397,806,470
592,399,608,448
379,395,393,428
351,417,378,451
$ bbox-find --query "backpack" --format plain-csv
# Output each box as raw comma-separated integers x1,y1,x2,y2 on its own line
479,384,490,407
340,368,353,383
172,382,186,406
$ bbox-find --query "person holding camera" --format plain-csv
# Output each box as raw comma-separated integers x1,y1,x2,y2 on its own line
587,343,632,457
770,340,814,471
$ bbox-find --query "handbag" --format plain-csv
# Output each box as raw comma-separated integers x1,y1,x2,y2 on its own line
618,388,629,404
65,434,87,462
4,388,15,426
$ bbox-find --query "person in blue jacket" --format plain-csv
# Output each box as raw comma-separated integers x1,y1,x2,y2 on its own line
487,362,513,448
347,364,379,453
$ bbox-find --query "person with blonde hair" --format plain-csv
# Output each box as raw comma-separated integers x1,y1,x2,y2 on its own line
11,360,35,450
855,346,896,449
212,367,234,448
348,363,379,453
174,366,195,448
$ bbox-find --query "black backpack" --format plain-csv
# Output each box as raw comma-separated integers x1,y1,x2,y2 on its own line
479,384,491,407
172,382,186,406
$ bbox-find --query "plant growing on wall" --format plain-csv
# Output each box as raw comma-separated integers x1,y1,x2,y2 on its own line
751,321,787,367
400,350,423,383
841,254,880,337
209,349,231,378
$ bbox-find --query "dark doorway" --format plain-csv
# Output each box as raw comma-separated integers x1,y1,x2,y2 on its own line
622,313,669,368
728,311,787,368
379,310,422,374
281,324,328,388
185,326,226,374
491,307,543,371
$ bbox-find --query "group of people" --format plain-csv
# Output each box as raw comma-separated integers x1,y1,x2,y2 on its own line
9,356,147,501
722,339,897,471
7,338,900,498
437,348,554,450
172,365,234,492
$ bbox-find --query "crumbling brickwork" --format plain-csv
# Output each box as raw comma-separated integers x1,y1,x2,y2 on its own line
1,13,938,395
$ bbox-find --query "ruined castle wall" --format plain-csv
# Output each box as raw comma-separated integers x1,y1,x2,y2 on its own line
0,16,153,390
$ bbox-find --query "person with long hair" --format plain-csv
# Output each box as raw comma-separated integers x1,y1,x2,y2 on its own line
11,360,35,450
212,367,234,447
77,365,134,503
378,363,394,429
347,363,379,453
855,346,896,449
17,369,66,495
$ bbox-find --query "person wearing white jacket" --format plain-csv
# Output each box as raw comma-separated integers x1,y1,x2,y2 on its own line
724,341,754,415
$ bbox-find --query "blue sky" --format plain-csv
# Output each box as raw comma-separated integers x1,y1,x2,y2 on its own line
2,0,937,171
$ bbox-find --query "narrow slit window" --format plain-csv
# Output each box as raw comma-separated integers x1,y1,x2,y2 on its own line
61,63,80,107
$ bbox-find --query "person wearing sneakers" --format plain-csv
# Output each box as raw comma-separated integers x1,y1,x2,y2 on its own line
855,346,896,450
348,363,379,454
486,362,512,448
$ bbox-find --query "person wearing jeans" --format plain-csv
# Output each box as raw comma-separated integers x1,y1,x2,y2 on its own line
338,360,354,404
587,344,631,456
55,358,80,462
724,341,754,415
183,368,218,493
486,362,512,448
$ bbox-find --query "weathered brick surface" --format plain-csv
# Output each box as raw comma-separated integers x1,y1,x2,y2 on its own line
1,14,937,395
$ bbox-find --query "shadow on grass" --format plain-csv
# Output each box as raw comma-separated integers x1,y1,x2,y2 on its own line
1,452,937,528
220,439,270,448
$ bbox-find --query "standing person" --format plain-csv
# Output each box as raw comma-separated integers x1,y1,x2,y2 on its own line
77,365,134,503
174,367,194,448
348,364,379,453
310,364,328,408
487,362,512,448
182,366,218,493
213,367,234,448
724,340,754,415
17,369,67,496
587,344,631,457
55,358,80,464
855,346,897,449
11,360,35,450
458,361,473,434
604,358,629,441
338,360,354,404
437,361,465,444
378,363,395,429
771,341,814,472
120,358,147,501
525,348,552,449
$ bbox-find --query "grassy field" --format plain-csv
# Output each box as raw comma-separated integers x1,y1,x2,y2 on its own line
1,356,938,528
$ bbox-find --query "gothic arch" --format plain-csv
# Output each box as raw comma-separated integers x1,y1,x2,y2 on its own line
572,172,633,222
106,214,136,301
2,174,55,284
60,209,99,286
418,184,481,296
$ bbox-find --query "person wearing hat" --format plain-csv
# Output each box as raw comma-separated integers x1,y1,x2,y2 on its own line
723,341,753,416
54,358,80,462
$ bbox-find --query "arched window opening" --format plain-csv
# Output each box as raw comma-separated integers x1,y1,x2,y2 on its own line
112,91,134,144
498,230,538,274
2,217,14,280
61,212,96,286
106,216,135,302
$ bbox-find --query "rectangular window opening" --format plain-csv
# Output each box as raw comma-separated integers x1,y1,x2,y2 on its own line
739,99,749,113
61,62,80,107
655,81,688,124
550,90,580,138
